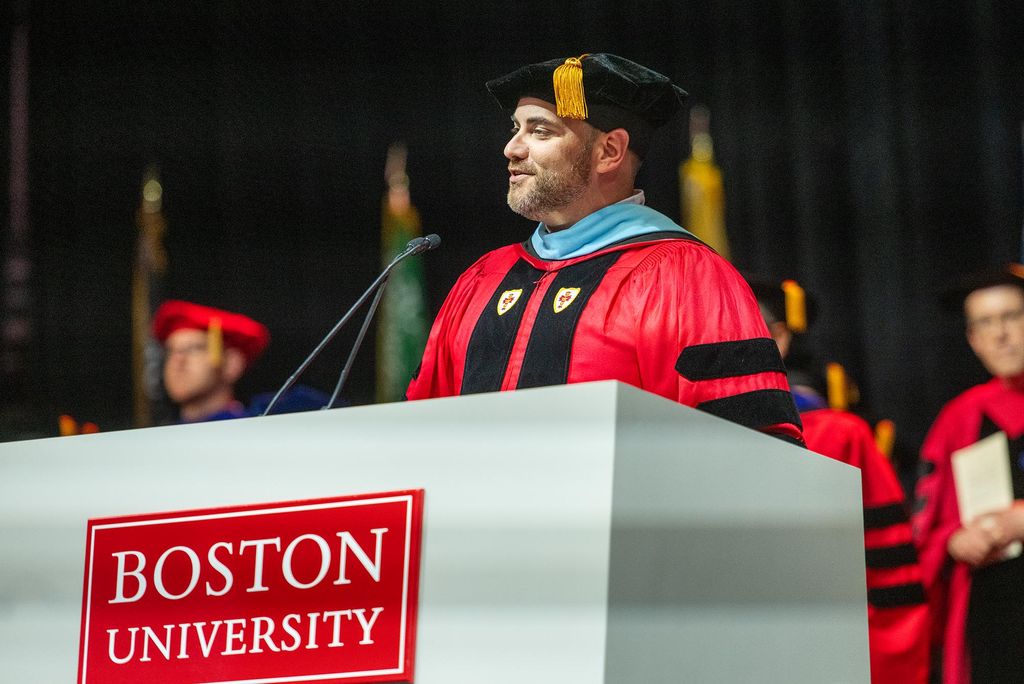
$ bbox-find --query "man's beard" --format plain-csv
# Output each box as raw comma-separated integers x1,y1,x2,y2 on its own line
507,142,593,220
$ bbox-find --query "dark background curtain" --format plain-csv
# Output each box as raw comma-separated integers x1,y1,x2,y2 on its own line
2,1,1021,481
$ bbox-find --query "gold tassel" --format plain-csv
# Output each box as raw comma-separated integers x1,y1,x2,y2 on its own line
780,280,807,333
553,55,589,120
874,419,895,459
826,362,848,411
208,317,223,368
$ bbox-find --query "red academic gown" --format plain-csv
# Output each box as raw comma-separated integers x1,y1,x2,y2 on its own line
802,408,930,684
407,235,803,443
913,377,1024,684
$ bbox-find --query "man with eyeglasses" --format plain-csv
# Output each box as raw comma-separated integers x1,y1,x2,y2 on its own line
153,300,333,422
913,265,1024,684
153,300,271,422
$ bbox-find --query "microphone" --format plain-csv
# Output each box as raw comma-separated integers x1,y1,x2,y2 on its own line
261,233,441,416
409,233,441,254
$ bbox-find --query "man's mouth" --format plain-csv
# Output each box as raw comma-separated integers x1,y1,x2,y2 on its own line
508,167,534,183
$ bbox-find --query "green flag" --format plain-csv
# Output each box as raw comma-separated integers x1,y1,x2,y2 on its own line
376,143,428,403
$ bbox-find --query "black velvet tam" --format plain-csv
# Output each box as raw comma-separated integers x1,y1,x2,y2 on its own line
485,53,687,156
940,264,1024,313
744,274,819,330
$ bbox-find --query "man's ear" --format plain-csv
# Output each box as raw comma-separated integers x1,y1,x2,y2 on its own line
769,321,793,360
594,128,631,174
221,348,247,385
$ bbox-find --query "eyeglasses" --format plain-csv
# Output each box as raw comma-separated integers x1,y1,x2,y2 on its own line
164,342,209,357
967,307,1024,335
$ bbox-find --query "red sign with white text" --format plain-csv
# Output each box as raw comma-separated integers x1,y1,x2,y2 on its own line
78,490,423,684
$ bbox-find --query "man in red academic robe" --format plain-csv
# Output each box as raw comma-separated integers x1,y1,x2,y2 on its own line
407,54,802,444
751,277,930,684
914,265,1024,684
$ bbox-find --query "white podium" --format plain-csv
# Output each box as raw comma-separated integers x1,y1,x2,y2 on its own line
0,381,868,683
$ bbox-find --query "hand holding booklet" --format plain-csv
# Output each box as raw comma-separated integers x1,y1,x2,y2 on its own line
952,431,1022,560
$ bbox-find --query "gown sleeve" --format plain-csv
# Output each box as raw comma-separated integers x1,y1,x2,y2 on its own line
626,241,804,444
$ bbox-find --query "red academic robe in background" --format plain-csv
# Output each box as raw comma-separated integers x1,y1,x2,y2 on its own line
913,378,1024,684
803,408,930,684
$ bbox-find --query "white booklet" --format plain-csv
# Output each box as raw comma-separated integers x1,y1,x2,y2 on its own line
952,431,1022,560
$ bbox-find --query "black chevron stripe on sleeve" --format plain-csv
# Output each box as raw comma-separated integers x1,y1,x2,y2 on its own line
868,582,927,608
863,503,909,530
696,389,801,433
676,338,786,381
866,543,920,569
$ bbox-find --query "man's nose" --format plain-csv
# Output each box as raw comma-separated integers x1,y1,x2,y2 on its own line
504,131,526,161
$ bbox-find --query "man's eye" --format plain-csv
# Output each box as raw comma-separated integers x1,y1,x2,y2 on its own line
510,127,520,135
533,128,550,137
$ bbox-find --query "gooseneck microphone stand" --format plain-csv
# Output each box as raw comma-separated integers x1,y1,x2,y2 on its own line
261,234,441,416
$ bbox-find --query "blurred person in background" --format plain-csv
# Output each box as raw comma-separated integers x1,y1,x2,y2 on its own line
914,265,1024,684
154,300,333,423
751,275,929,684
153,300,270,422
